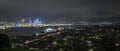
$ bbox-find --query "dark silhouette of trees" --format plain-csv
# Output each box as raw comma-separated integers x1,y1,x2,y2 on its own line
0,33,11,48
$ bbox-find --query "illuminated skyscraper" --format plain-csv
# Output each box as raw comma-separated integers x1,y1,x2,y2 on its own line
27,16,42,24
33,18,42,24
21,18,26,24
28,16,32,24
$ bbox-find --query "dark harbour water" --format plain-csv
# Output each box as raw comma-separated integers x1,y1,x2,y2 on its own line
0,27,47,38
0,27,45,34
0,25,80,38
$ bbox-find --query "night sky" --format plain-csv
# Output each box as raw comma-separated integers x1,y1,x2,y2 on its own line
0,0,120,23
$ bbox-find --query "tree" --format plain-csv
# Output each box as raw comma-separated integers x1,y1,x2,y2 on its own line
0,33,11,48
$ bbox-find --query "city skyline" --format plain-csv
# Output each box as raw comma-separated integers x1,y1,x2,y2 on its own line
0,0,120,51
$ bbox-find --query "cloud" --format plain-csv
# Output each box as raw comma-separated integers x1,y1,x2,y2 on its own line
0,0,120,22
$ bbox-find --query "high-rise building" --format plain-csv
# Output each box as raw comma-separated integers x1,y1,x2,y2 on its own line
33,18,42,24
